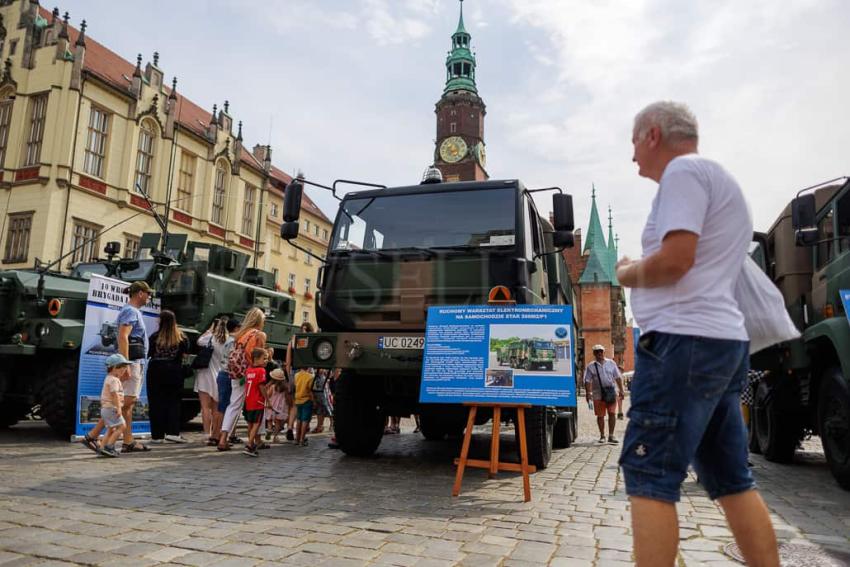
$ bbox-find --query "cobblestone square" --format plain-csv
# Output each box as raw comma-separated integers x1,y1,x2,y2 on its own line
1,400,848,566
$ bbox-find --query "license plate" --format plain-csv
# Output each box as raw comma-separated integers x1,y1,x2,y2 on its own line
378,336,424,350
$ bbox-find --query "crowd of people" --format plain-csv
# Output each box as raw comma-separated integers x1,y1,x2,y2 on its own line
80,305,341,458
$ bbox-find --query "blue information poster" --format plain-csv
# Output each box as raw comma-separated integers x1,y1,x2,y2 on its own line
420,305,576,406
74,274,159,439
841,289,850,326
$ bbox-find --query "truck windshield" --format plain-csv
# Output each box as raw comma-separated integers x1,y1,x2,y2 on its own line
332,187,516,252
163,269,198,294
533,341,554,350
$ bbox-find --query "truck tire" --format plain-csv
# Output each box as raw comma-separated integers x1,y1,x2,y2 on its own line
553,413,573,449
516,406,553,469
40,356,78,439
747,409,762,454
419,414,449,441
334,371,385,457
181,399,201,426
754,380,798,463
0,400,31,428
818,367,850,490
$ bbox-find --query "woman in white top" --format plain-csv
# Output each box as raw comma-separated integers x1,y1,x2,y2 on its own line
195,318,229,441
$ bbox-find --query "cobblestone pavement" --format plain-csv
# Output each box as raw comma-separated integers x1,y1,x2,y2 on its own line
0,398,848,567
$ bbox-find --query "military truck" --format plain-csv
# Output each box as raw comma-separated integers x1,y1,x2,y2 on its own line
747,177,850,489
0,233,297,437
282,177,578,469
499,339,557,370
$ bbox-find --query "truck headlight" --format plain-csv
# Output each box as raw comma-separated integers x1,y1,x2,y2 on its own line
315,340,334,361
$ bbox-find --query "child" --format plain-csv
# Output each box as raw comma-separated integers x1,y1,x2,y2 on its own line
98,354,133,457
264,369,289,443
242,348,271,457
293,367,315,446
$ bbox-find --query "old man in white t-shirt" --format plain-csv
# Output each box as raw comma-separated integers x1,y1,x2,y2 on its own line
615,101,779,567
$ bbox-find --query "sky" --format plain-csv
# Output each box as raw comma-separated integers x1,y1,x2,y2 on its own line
61,0,850,268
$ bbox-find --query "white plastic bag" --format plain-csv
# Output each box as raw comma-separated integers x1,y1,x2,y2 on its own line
734,256,801,354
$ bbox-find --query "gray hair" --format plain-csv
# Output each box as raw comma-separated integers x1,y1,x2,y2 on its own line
634,101,699,144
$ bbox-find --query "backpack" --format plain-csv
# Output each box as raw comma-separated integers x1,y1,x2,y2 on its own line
227,330,257,380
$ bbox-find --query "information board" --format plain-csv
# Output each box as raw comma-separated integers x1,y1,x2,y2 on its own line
841,289,850,326
420,305,576,406
74,275,160,439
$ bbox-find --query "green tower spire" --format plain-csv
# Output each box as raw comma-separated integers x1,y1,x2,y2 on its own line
579,185,613,284
607,206,620,286
444,0,478,94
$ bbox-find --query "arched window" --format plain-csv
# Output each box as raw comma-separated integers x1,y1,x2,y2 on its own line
0,90,14,169
134,119,156,195
211,161,228,226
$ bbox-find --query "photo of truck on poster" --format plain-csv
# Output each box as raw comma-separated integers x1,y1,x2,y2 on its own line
420,305,575,406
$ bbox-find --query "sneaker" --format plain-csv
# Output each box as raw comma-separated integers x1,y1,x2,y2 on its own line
608,436,619,444
598,436,606,444
229,435,243,444
301,438,309,447
286,430,294,441
164,434,188,444
149,438,165,444
617,413,624,420
99,445,120,458
243,445,259,457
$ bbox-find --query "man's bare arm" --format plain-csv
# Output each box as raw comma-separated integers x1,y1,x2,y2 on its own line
117,325,131,358
616,231,699,288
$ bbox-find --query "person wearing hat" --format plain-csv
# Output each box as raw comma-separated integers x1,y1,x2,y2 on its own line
81,281,153,453
583,344,625,444
95,354,133,457
264,368,289,443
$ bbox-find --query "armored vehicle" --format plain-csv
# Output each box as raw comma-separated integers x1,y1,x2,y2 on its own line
0,233,297,437
499,339,557,370
747,177,850,489
282,177,578,469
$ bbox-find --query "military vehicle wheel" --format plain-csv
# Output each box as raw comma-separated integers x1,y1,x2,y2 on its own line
747,406,762,454
523,360,532,371
754,380,798,463
40,356,78,439
181,399,201,426
818,367,850,489
334,371,384,457
553,413,573,449
0,400,31,428
419,414,449,441
517,406,553,469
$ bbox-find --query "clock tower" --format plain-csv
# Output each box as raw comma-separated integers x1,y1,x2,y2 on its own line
434,0,488,182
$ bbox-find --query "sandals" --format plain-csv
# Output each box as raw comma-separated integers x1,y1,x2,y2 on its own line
217,444,231,451
312,427,324,434
122,442,151,453
205,438,218,447
81,434,99,453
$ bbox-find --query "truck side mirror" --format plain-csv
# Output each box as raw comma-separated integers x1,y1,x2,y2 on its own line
283,180,304,222
792,194,818,246
553,231,574,249
552,194,574,231
280,221,299,241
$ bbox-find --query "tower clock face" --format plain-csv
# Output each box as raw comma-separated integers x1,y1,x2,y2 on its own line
439,136,468,163
474,142,487,168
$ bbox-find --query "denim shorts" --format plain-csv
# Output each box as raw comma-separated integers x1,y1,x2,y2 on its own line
216,371,231,413
619,332,754,502
296,401,313,423
101,406,125,429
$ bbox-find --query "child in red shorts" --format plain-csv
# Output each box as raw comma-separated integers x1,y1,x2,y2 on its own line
242,348,271,457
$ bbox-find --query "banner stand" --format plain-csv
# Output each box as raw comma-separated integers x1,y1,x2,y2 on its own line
452,402,536,502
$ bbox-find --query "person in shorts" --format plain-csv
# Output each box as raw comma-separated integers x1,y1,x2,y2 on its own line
616,101,778,566
96,354,133,458
242,348,270,457
583,344,625,444
293,368,315,446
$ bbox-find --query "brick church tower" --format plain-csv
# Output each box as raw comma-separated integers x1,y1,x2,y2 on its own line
433,0,488,182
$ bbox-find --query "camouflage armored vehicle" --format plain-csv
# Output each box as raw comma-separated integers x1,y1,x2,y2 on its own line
499,339,557,371
282,177,578,469
747,177,850,489
0,233,297,437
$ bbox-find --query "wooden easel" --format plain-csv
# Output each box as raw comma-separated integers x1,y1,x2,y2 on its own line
452,402,537,502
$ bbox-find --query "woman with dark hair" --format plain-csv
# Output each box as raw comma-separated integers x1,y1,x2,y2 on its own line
147,310,190,443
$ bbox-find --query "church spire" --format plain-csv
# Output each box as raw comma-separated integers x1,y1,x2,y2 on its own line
444,0,477,94
579,185,613,284
607,206,620,286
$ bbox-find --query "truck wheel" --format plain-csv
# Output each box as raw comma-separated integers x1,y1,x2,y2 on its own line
754,380,798,463
40,356,78,439
747,405,762,454
334,371,385,457
516,406,553,469
181,399,201,426
523,360,531,371
0,400,31,428
553,413,573,449
818,367,850,490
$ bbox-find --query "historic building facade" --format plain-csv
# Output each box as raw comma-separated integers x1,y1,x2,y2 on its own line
562,188,635,377
0,1,331,328
433,1,487,182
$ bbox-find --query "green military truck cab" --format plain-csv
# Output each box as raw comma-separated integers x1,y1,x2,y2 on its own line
748,177,850,489
283,178,579,469
498,338,556,371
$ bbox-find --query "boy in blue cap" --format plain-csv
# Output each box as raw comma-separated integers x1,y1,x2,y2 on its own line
97,354,133,457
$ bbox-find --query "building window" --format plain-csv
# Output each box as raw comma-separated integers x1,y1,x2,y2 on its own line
176,152,196,213
314,224,319,237
242,184,256,235
3,212,32,263
304,278,311,295
134,121,155,195
288,273,296,290
302,310,310,324
9,40,17,56
270,202,278,217
23,93,48,166
272,235,281,252
272,268,279,286
83,106,110,178
0,99,13,168
70,219,102,264
303,219,310,234
211,164,226,225
124,235,140,259
450,122,456,133
322,229,328,241
305,247,312,265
